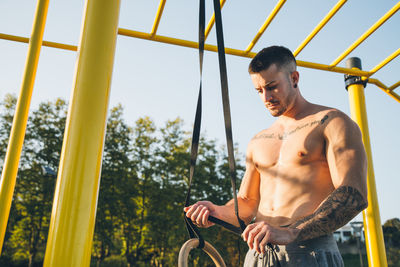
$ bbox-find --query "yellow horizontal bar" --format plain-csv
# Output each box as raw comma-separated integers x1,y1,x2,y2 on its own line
368,78,400,103
0,33,77,51
297,60,371,76
150,0,166,36
294,0,347,57
204,0,226,40
118,28,373,77
387,90,400,102
3,29,373,78
245,0,286,53
3,30,398,102
330,2,400,67
388,80,400,91
369,47,400,75
0,33,29,43
368,78,387,89
118,27,254,57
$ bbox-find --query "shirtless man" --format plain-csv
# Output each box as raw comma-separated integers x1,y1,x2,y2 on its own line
184,46,368,266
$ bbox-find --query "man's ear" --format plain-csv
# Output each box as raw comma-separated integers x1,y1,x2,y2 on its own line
292,71,299,87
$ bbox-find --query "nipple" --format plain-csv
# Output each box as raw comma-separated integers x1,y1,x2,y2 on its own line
298,151,306,157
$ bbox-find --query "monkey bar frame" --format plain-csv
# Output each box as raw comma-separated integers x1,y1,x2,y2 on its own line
1,0,399,266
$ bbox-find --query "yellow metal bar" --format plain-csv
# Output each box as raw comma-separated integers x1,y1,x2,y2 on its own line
388,80,400,91
368,78,400,103
293,0,347,57
383,89,400,102
0,33,77,51
118,27,252,56
0,0,49,254
150,0,166,37
331,2,400,67
296,59,371,76
43,40,76,51
43,0,121,266
368,78,387,90
347,72,388,267
3,29,378,79
369,48,400,75
0,33,29,43
118,28,374,77
245,0,286,53
204,0,226,40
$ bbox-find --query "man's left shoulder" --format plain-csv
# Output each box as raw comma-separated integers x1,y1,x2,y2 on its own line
318,110,363,143
310,106,354,126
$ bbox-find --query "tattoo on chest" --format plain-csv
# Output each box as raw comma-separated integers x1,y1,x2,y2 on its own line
291,185,368,242
253,115,329,140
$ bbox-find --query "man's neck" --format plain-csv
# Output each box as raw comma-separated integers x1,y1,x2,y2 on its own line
279,94,310,123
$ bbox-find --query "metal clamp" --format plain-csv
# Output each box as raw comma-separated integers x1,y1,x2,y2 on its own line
344,74,368,90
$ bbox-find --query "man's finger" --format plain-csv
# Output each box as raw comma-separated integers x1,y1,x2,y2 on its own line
190,205,203,222
201,208,210,226
253,231,265,254
197,206,208,225
185,204,197,217
242,223,257,242
203,209,214,226
259,237,268,254
247,225,262,250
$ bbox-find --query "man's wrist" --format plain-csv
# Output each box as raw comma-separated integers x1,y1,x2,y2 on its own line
288,227,301,242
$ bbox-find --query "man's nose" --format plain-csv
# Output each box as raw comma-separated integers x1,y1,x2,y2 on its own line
262,91,273,102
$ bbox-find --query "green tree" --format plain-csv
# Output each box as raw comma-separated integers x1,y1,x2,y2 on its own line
93,105,134,266
8,99,67,266
120,117,158,266
383,218,400,267
0,94,18,265
146,118,191,266
0,93,17,170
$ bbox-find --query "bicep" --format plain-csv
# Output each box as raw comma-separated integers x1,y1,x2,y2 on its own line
237,148,261,204
325,115,368,198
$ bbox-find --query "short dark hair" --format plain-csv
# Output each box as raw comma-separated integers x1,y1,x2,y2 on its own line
248,46,296,74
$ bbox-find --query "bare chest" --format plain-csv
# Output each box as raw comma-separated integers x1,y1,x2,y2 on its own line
251,123,326,169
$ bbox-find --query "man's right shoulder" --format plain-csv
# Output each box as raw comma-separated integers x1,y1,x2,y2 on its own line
251,129,273,141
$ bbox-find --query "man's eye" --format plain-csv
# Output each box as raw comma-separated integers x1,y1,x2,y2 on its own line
266,86,276,91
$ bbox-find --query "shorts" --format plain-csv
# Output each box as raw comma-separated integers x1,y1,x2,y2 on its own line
243,234,344,267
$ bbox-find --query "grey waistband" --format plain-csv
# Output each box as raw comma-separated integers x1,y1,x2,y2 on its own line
276,234,339,253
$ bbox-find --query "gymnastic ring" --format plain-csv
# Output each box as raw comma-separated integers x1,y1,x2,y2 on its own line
178,238,226,267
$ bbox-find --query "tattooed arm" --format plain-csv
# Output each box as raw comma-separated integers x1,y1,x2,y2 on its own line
291,186,367,241
291,111,368,241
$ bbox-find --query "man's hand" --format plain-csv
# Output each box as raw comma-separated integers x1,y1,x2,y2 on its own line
184,201,217,228
242,221,300,254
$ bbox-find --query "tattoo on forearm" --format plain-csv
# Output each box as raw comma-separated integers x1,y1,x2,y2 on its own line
252,115,329,140
291,186,367,242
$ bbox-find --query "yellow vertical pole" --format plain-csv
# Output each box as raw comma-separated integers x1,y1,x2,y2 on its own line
0,0,49,254
345,57,388,267
43,0,121,266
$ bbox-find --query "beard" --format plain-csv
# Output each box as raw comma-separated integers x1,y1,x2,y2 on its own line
266,100,287,117
268,106,286,117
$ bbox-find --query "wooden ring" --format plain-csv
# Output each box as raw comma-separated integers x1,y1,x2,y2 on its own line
178,238,226,267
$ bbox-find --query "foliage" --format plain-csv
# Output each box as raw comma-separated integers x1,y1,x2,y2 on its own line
0,95,66,267
383,218,400,267
0,95,247,266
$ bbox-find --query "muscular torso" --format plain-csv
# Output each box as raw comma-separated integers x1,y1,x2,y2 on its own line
249,110,334,226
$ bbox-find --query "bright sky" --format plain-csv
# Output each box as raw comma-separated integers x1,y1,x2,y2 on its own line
0,0,399,224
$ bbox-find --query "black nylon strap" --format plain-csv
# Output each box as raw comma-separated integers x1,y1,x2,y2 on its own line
212,3,280,264
184,0,246,243
182,2,280,264
212,0,246,232
183,0,205,249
